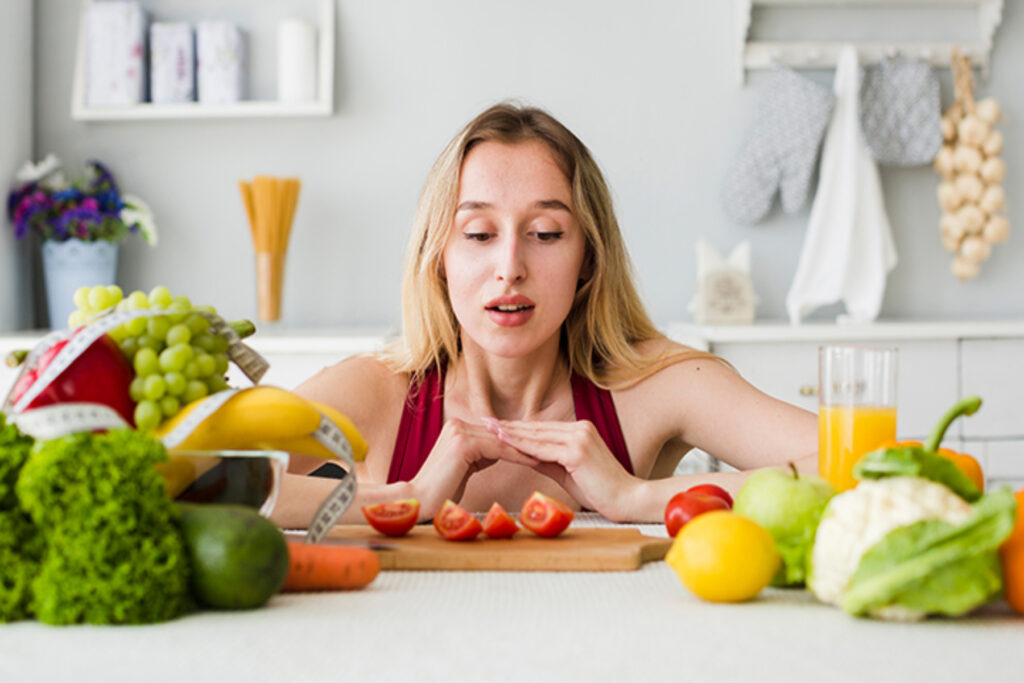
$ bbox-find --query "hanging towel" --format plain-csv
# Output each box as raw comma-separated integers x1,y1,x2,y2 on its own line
785,46,897,325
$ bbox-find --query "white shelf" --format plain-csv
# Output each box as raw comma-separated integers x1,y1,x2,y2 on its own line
735,0,1004,85
70,0,335,121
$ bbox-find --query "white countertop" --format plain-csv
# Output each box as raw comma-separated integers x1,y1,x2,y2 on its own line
1,517,1021,683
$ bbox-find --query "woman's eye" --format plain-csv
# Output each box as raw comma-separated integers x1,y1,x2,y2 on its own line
534,231,564,242
463,232,492,242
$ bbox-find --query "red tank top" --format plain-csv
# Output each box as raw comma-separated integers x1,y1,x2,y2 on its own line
387,365,633,483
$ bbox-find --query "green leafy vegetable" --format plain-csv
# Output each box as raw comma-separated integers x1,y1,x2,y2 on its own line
0,413,37,622
772,498,830,587
15,429,193,624
853,446,981,502
841,487,1016,618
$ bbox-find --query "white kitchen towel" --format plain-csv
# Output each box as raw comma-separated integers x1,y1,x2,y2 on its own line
785,46,897,325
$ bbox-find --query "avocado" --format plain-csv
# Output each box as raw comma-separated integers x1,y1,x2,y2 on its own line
177,503,289,610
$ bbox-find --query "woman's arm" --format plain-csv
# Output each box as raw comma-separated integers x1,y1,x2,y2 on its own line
490,353,819,522
269,473,414,529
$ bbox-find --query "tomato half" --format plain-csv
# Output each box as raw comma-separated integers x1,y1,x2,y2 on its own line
433,499,482,541
519,491,574,538
361,499,420,537
482,502,519,539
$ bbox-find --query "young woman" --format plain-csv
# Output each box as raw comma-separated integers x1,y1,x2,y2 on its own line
274,103,817,528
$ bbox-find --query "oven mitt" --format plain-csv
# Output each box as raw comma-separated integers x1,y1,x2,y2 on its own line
860,57,941,166
722,66,835,225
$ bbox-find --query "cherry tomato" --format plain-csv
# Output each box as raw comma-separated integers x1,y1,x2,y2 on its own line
361,499,420,537
686,483,734,508
664,492,730,538
433,499,482,541
482,502,519,539
519,491,574,538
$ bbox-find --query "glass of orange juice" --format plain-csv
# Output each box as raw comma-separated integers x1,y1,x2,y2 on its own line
818,345,898,492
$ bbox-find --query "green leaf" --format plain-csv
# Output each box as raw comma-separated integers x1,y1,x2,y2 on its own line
841,488,1016,617
771,498,830,587
853,446,981,502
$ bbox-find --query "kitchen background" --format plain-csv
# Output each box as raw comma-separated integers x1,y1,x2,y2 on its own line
0,0,1021,332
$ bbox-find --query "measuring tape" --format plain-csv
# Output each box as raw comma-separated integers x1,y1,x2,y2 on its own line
3,311,355,539
7,392,359,538
3,308,268,414
159,390,358,541
305,415,358,543
11,402,130,440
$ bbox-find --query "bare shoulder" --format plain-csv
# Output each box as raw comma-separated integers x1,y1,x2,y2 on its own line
612,338,742,432
293,353,408,436
628,338,735,392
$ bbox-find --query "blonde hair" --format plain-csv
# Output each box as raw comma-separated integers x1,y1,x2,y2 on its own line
380,102,716,389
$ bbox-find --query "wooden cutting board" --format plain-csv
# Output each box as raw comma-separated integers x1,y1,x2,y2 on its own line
324,525,673,572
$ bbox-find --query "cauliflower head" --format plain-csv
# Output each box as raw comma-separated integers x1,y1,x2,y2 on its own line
808,476,972,618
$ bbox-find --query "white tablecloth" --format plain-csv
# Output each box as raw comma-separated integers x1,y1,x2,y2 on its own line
2,518,1021,683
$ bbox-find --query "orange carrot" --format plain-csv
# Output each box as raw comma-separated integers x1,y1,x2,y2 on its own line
281,542,381,592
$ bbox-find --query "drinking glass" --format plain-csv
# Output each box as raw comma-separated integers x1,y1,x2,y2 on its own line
818,345,898,492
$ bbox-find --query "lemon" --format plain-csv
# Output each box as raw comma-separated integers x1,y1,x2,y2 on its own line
665,510,780,603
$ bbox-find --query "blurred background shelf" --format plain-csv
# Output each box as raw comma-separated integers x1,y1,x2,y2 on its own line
70,0,335,121
736,0,1004,84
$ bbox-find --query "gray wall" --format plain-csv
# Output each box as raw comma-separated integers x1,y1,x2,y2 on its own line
26,1,1024,330
0,0,33,332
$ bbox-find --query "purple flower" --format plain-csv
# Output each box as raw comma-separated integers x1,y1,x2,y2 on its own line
7,158,141,244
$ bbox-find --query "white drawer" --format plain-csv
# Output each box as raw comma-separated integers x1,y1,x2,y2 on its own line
712,339,958,439
960,339,1024,439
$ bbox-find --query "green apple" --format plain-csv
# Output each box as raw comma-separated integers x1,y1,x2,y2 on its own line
734,466,835,539
733,465,835,586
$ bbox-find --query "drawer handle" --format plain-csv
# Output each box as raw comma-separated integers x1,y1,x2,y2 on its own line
799,385,818,397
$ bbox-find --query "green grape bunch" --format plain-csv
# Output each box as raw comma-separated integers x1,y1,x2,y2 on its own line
69,285,235,432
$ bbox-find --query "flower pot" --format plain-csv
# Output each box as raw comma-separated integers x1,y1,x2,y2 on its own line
41,238,119,329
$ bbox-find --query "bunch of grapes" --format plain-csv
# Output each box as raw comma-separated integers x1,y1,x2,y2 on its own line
70,284,231,431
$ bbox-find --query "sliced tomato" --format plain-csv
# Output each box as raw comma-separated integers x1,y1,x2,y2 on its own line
433,499,482,541
482,502,519,539
361,499,420,537
519,491,574,538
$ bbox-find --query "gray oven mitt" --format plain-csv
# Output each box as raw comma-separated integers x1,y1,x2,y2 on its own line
721,66,835,225
860,57,941,166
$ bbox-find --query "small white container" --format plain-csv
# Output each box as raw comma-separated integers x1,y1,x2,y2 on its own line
84,0,147,106
277,19,317,103
149,22,194,104
197,21,245,104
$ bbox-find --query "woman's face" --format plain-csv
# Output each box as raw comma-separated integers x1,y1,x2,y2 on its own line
443,139,586,359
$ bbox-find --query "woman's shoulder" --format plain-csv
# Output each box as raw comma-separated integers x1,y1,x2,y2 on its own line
616,337,732,396
293,354,410,429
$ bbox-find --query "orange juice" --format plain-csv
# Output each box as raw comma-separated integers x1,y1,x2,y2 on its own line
818,405,897,492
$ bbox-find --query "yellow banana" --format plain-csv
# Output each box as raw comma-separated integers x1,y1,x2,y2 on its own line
155,386,322,451
305,399,368,462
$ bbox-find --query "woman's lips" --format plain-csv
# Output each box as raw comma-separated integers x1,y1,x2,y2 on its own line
485,302,535,327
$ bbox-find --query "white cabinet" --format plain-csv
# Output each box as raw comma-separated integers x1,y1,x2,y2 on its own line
709,339,958,439
668,321,1024,489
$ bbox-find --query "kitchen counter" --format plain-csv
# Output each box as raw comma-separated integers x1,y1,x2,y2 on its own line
2,518,1021,683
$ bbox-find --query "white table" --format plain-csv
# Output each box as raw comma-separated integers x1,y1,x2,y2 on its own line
2,518,1021,683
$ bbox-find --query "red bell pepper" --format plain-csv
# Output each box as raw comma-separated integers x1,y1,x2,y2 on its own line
10,329,136,425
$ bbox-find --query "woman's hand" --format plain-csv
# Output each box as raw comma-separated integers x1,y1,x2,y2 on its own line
484,418,642,522
409,417,538,519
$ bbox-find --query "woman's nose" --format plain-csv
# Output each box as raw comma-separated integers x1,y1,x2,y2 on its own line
495,235,525,283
